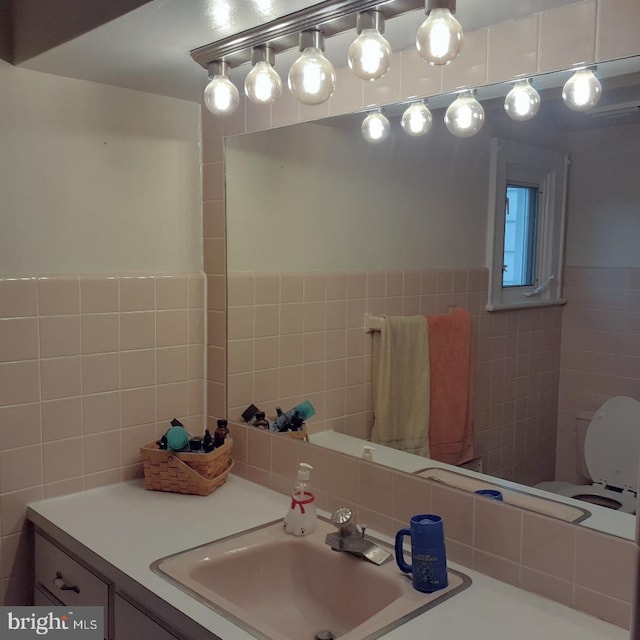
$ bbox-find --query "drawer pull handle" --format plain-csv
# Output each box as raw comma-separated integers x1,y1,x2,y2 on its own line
54,571,80,594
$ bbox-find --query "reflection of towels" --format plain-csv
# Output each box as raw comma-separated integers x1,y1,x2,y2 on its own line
371,315,430,457
427,308,474,465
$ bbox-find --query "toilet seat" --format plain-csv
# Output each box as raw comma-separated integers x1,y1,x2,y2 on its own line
557,483,637,513
556,396,640,513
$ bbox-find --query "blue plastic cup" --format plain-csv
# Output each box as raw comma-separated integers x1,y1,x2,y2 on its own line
474,489,503,501
394,514,448,593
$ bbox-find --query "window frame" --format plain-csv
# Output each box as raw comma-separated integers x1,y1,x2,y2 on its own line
486,138,570,312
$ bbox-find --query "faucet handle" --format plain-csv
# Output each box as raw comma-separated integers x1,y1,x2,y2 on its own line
330,506,357,536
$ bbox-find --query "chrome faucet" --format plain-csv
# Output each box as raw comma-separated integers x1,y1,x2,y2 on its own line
324,507,391,566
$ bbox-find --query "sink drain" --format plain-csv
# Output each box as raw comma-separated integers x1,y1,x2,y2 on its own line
314,631,336,640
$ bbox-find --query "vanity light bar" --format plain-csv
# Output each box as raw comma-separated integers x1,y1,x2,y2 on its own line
190,0,425,70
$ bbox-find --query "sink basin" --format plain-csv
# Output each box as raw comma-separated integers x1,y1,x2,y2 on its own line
152,518,470,640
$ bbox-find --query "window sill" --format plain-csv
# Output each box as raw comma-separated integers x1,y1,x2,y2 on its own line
485,298,567,312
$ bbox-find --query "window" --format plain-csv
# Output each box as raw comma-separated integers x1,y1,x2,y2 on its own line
486,138,569,311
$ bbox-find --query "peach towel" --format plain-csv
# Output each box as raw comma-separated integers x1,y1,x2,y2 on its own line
427,308,475,465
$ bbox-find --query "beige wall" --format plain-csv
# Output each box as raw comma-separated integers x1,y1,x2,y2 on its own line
0,59,202,276
0,62,205,604
565,123,640,268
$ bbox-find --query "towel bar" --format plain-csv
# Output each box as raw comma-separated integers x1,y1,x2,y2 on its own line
364,308,458,333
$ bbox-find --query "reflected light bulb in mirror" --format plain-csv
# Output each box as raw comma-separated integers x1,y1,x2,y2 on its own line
504,80,541,121
444,91,484,137
416,7,463,65
204,74,240,116
401,101,433,136
288,47,336,105
348,29,392,81
362,111,390,143
562,68,602,112
244,60,282,105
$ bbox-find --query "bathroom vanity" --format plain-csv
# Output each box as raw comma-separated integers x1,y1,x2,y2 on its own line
27,476,627,640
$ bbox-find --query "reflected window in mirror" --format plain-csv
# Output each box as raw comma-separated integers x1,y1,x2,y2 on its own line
486,138,568,311
503,184,539,288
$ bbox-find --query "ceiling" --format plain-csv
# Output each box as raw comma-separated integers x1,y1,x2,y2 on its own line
9,0,587,103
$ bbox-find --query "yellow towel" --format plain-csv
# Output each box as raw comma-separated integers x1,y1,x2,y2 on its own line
370,315,430,457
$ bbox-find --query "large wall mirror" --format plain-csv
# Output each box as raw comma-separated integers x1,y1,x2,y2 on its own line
224,54,640,541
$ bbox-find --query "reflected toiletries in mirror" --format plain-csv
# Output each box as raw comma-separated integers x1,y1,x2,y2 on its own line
224,57,640,541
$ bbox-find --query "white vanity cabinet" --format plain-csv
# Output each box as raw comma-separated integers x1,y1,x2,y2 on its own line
33,529,188,640
35,531,112,639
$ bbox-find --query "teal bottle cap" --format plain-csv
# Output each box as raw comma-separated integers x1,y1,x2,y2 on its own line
166,425,189,451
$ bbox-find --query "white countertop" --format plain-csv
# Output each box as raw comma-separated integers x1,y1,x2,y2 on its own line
311,430,636,541
27,476,628,640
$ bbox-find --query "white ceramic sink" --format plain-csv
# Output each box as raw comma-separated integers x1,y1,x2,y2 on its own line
152,518,470,640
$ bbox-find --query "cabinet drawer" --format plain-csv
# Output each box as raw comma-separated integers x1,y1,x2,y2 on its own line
34,585,63,606
35,532,111,638
114,594,180,640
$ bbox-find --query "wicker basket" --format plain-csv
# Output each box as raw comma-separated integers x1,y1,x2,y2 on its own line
140,438,234,496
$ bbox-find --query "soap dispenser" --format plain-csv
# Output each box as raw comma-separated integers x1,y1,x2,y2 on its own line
283,463,317,536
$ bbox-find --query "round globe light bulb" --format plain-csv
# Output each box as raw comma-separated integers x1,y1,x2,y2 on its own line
401,102,433,136
288,47,336,105
444,91,485,138
362,111,390,143
244,60,282,105
204,75,240,116
416,8,463,66
348,29,392,81
562,68,602,112
504,80,541,121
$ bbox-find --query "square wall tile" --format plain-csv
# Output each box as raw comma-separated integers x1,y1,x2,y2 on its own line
207,275,226,312
270,87,299,129
121,387,156,428
400,48,442,101
83,392,120,434
84,432,121,474
38,277,79,315
0,403,41,450
0,361,39,405
363,52,402,107
538,0,596,72
0,279,37,318
156,310,188,347
39,316,81,358
521,512,575,581
442,28,488,93
156,382,188,422
81,314,119,355
82,353,119,394
43,438,83,483
0,318,38,362
203,162,225,201
40,357,81,401
487,14,538,83
574,528,636,602
597,0,640,61
156,276,188,310
330,66,364,115
245,99,271,133
119,277,155,312
41,398,82,441
473,496,522,562
80,277,119,313
120,312,155,351
120,349,155,389
0,445,43,492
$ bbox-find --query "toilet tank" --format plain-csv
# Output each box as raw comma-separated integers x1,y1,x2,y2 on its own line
576,411,594,483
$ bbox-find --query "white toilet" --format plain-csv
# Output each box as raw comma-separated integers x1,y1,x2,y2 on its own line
538,396,640,513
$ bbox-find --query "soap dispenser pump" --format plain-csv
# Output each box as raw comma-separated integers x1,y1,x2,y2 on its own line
283,463,317,536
